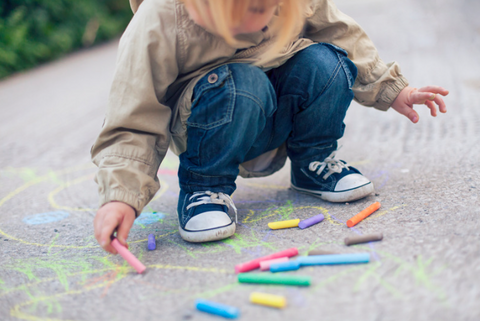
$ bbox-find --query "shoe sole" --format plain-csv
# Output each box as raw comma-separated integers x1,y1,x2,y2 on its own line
291,182,375,203
178,220,236,243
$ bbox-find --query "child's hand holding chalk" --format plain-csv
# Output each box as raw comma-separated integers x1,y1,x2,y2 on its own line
94,201,136,254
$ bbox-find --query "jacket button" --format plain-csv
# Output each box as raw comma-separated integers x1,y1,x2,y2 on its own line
208,73,218,84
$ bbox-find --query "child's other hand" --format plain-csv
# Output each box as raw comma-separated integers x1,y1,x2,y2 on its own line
391,86,449,123
94,201,136,254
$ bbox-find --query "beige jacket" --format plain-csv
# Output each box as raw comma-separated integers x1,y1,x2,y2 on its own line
91,0,409,214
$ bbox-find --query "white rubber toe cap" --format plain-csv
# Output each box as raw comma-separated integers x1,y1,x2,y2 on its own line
184,211,233,231
334,174,372,192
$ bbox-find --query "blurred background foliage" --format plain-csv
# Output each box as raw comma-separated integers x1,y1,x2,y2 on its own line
0,0,133,79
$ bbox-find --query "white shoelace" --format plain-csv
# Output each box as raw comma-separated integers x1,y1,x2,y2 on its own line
186,191,238,223
308,150,350,180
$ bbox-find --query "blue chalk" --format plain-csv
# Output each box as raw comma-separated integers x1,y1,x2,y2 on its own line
298,253,370,266
270,260,301,273
195,299,240,319
147,234,156,250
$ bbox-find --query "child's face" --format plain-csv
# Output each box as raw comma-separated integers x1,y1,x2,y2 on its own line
186,2,277,35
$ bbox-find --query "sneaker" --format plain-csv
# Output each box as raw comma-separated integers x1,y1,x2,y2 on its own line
177,191,237,243
291,151,374,202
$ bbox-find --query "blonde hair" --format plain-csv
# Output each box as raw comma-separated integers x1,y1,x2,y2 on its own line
181,0,309,63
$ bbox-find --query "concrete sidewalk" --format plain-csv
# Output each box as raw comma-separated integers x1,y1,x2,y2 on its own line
1,0,479,320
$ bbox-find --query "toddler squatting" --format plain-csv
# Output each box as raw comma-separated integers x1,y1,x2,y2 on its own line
92,0,448,254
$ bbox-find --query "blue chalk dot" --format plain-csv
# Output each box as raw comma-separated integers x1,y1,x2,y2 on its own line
134,212,165,226
23,211,70,225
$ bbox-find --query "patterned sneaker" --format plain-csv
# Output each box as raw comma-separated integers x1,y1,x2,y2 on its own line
177,191,237,243
291,151,374,202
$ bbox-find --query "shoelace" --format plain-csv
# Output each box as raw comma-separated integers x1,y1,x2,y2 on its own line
186,191,238,223
308,150,350,180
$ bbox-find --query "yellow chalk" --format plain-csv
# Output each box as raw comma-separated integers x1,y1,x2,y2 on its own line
268,219,300,230
250,292,286,309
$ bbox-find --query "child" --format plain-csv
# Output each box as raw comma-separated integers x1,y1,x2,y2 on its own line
92,0,448,254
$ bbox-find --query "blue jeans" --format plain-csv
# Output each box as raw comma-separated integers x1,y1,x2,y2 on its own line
178,43,358,195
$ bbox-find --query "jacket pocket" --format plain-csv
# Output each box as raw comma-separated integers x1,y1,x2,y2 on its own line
187,65,234,130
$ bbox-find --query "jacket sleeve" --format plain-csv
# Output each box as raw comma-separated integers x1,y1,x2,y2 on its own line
90,0,179,215
304,0,409,111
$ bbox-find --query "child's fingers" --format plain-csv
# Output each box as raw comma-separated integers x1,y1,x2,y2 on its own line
116,213,135,249
424,100,437,117
393,103,419,123
99,215,122,254
433,95,447,113
418,86,449,96
410,91,436,104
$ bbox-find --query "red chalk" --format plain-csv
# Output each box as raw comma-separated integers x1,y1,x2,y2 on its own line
111,238,146,274
234,248,298,274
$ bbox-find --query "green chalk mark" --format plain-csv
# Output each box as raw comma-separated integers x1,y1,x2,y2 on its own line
277,200,294,220
168,240,197,258
196,283,240,299
353,261,382,292
374,249,448,303
221,229,276,254
47,233,60,255
301,238,329,256
312,265,366,291
19,168,39,182
47,170,63,184
372,274,404,299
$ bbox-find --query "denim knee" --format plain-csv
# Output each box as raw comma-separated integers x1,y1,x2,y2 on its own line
275,43,357,106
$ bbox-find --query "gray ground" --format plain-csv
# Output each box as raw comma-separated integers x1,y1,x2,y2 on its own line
1,0,479,320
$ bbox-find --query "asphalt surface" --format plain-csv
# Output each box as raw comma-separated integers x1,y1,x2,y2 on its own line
1,0,479,320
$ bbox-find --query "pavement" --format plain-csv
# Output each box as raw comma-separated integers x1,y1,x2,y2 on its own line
1,0,479,320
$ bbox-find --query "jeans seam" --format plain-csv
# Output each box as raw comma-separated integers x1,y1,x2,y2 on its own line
318,60,342,97
185,168,233,179
338,54,354,89
236,90,267,116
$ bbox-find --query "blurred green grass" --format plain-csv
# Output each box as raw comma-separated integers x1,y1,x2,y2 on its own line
0,0,133,79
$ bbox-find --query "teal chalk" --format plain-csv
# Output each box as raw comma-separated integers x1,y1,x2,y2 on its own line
298,253,370,266
270,260,300,273
238,273,311,286
195,299,239,319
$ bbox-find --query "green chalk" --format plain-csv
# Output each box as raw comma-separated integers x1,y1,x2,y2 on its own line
237,273,311,286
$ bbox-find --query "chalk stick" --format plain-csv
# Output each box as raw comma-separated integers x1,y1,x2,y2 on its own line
195,299,239,319
345,233,383,246
250,292,286,309
298,253,370,266
307,249,336,256
238,273,311,286
298,214,324,229
268,219,300,230
270,261,300,273
260,257,289,271
111,238,146,274
346,202,381,227
234,248,298,273
147,234,156,250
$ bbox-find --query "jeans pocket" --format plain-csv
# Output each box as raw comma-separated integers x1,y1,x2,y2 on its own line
188,65,234,130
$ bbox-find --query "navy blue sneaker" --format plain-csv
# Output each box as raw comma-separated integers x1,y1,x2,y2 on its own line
291,151,374,202
177,191,237,243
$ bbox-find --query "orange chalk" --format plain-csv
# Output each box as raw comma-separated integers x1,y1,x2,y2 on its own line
346,202,381,228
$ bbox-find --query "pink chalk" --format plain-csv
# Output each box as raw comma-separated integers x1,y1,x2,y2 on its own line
234,248,298,273
260,257,289,271
111,238,146,274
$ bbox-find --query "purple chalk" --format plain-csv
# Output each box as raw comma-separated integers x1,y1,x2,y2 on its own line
147,234,156,250
298,214,325,229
